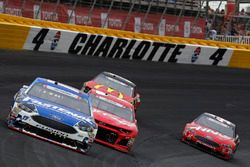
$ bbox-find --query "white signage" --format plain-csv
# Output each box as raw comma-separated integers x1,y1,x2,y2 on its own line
67,9,75,24
101,13,108,28
158,19,166,36
184,21,191,38
33,5,41,19
134,17,141,33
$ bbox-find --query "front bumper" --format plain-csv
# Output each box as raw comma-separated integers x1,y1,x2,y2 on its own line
182,135,233,160
95,122,136,153
7,108,96,153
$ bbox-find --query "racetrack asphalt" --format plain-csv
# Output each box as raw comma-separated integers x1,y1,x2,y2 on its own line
0,49,250,167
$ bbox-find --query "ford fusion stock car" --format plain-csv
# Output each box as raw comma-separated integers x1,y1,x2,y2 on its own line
82,72,141,111
89,89,138,152
181,113,240,160
7,78,97,153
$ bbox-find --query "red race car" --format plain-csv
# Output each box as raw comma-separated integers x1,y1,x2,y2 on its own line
82,72,140,111
89,88,138,152
181,112,240,160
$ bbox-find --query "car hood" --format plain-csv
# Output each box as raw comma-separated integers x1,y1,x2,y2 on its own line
21,96,95,127
87,81,134,103
188,123,235,145
93,108,137,132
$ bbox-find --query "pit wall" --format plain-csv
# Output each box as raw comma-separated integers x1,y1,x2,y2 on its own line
0,14,250,69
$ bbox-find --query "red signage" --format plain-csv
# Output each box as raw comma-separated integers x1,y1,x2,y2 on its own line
1,0,205,39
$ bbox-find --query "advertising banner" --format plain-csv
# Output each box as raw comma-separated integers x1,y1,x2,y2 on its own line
23,27,233,67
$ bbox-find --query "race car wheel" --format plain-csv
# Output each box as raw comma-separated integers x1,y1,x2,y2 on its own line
228,153,234,160
75,141,90,153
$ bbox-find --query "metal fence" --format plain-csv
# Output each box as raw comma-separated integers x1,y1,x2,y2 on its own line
0,0,249,43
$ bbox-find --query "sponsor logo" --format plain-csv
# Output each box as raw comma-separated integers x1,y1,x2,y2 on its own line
23,116,29,120
94,84,124,99
23,97,86,120
50,31,61,50
191,47,201,63
36,124,68,137
190,126,230,139
42,11,58,21
5,8,22,16
50,114,62,121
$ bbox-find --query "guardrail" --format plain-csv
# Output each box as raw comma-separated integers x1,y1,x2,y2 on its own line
215,35,250,45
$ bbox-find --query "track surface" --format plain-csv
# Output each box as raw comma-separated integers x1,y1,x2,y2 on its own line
0,50,250,167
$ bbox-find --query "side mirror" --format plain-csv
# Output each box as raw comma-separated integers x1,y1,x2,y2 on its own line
235,134,240,144
135,93,140,102
20,85,29,92
22,85,28,89
136,93,140,98
81,82,86,92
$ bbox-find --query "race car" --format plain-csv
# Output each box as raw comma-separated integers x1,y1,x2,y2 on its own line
7,77,97,153
89,88,138,152
181,112,240,160
82,72,140,111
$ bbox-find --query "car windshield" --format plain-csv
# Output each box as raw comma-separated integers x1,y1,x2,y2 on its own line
27,82,90,115
90,94,134,122
195,114,235,138
94,73,134,96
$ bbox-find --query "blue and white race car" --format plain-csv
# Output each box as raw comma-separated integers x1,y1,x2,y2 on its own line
7,77,97,153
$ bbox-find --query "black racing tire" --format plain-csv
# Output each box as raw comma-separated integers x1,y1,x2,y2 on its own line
75,141,91,153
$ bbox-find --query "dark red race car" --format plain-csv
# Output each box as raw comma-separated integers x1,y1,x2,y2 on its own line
82,72,140,111
89,88,138,152
181,113,240,160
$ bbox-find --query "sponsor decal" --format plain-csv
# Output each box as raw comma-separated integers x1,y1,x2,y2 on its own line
50,114,62,121
190,126,230,139
94,84,124,99
22,97,86,120
50,31,61,50
96,95,125,108
45,84,80,99
23,116,29,120
191,47,201,63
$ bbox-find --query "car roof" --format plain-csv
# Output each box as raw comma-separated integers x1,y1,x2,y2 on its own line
201,112,236,128
32,77,89,100
101,72,136,88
